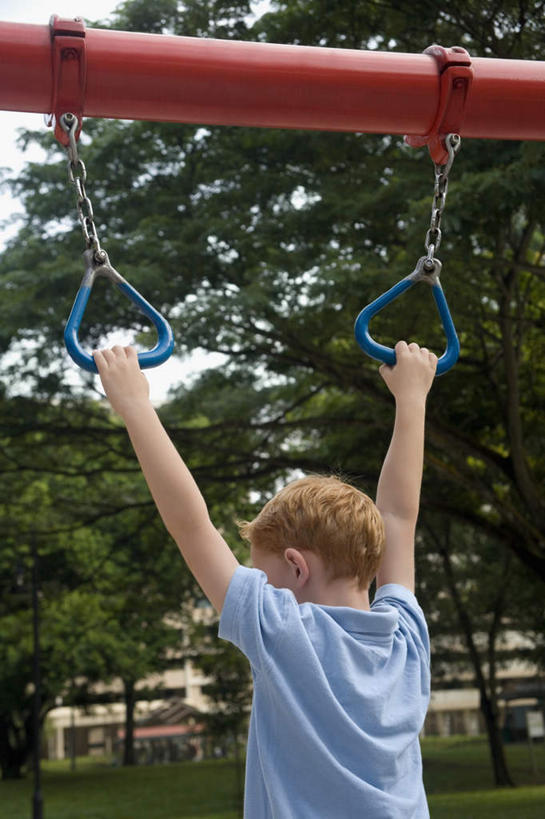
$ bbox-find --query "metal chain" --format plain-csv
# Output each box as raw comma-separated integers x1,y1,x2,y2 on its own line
60,113,105,261
423,133,462,270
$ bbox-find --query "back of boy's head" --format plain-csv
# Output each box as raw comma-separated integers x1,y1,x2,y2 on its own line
239,475,384,590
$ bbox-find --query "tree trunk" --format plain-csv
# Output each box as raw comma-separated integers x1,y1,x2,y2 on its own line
484,550,515,787
0,716,28,780
497,259,544,526
122,679,136,766
480,691,514,787
428,521,515,787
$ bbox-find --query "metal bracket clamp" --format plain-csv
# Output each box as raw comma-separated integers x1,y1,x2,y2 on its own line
405,45,473,165
48,15,87,147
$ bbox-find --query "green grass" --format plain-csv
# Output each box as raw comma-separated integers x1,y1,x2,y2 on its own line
0,758,241,819
423,735,545,793
424,736,545,818
429,787,545,819
1,738,544,818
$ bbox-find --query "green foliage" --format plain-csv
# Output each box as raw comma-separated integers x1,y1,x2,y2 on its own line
0,396,195,778
259,0,545,57
105,0,253,39
418,517,544,685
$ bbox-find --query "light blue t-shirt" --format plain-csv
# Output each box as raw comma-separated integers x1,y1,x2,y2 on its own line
219,566,430,818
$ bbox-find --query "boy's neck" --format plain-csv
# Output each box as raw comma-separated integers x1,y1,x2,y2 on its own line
299,581,371,611
285,550,371,610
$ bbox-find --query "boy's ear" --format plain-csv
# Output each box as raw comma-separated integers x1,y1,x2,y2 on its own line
284,548,310,588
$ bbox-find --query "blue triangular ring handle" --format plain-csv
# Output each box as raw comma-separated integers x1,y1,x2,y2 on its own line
64,249,175,374
354,260,460,376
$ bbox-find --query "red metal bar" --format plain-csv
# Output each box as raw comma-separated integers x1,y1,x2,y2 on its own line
0,20,544,141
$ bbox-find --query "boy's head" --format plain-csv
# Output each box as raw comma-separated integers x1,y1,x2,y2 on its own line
239,475,384,592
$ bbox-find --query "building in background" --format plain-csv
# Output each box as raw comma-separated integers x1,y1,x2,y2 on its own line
43,608,544,761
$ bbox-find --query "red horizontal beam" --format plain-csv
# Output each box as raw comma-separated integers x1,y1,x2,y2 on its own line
1,20,544,141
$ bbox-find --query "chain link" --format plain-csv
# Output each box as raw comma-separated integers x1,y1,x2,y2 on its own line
59,115,460,280
60,113,105,259
423,133,461,269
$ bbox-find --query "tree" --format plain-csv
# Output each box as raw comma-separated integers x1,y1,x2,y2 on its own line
0,397,192,777
4,1,544,577
419,518,523,786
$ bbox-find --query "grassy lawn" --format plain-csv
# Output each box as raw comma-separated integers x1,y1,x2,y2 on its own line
0,758,241,819
423,736,545,818
423,735,545,792
429,787,545,819
1,737,544,818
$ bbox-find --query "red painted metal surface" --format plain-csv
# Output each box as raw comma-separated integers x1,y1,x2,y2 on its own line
0,20,544,141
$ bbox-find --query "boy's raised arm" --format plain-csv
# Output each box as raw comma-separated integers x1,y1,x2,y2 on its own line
375,341,436,593
93,346,239,613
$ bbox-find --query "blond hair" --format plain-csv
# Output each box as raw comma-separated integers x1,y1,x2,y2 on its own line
239,475,384,590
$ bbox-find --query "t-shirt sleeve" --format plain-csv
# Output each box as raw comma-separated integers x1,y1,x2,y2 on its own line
373,583,430,664
218,565,292,672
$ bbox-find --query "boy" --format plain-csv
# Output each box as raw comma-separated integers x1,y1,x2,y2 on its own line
94,339,436,818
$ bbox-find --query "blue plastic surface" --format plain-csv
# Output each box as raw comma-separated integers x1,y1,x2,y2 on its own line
64,278,174,374
354,275,459,376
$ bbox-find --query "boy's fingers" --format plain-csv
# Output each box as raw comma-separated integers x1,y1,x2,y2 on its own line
421,347,437,366
391,340,438,369
92,350,106,370
101,348,117,364
93,346,139,370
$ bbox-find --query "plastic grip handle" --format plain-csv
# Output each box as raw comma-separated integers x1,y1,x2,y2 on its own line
64,279,175,374
354,276,460,376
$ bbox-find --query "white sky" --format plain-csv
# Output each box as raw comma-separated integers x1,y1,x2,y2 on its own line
0,1,269,399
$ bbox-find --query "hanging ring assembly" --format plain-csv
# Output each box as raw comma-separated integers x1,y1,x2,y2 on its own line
49,16,174,374
354,46,472,376
355,134,461,376
60,114,175,374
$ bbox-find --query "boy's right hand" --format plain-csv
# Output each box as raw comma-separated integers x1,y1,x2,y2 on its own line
93,346,150,418
379,341,437,402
